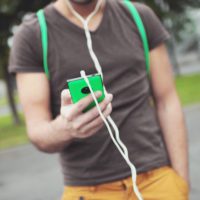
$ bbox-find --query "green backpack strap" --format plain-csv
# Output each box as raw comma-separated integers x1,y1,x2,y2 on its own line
123,0,150,78
36,9,50,79
36,2,150,79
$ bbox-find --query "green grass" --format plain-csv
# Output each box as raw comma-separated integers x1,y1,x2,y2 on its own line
175,73,200,106
0,93,19,107
0,73,200,150
0,96,7,107
0,115,29,150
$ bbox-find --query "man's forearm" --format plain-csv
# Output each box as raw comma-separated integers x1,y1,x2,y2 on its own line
156,91,189,182
26,115,73,153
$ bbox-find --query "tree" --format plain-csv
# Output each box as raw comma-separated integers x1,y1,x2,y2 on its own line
0,0,51,124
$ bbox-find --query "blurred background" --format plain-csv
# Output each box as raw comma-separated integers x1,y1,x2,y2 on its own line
0,0,200,199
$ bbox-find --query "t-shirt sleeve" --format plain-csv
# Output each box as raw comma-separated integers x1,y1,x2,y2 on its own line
8,15,44,74
134,3,170,50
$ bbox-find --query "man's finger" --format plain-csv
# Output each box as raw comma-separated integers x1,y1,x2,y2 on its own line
73,94,113,129
61,89,72,106
77,124,104,139
80,102,112,133
71,91,102,118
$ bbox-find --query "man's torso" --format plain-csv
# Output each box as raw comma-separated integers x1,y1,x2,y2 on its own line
10,0,171,186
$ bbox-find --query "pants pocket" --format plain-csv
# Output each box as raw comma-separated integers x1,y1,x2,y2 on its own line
61,183,127,200
61,193,87,200
61,187,89,200
170,168,189,195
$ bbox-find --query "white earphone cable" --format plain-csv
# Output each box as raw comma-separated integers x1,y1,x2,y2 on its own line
65,1,143,199
65,0,103,77
81,71,143,200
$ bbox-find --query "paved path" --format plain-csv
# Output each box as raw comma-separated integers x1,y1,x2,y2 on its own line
0,104,200,200
0,146,63,200
184,104,200,200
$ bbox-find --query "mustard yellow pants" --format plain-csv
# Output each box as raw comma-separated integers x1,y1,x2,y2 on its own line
61,166,189,200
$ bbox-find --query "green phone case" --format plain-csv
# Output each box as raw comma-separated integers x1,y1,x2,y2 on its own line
67,73,105,113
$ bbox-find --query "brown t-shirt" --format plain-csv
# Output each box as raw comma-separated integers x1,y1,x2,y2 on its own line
9,0,171,186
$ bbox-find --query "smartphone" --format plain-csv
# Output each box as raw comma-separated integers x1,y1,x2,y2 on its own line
67,73,105,113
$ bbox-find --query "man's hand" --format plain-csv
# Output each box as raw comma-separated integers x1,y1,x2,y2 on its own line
16,73,113,153
59,89,113,139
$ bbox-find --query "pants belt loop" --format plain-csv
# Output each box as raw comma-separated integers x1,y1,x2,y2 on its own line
121,176,131,191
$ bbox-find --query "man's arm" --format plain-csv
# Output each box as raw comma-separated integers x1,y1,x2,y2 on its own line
16,73,73,153
16,73,113,153
149,44,189,184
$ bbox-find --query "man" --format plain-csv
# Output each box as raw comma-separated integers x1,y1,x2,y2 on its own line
9,0,189,199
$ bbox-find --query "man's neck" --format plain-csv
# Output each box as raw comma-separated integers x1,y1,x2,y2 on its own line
58,0,102,18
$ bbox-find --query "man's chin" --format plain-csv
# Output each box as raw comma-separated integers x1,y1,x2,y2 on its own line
69,0,95,5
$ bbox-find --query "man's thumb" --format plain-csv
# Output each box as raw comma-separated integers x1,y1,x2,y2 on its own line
61,89,72,106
